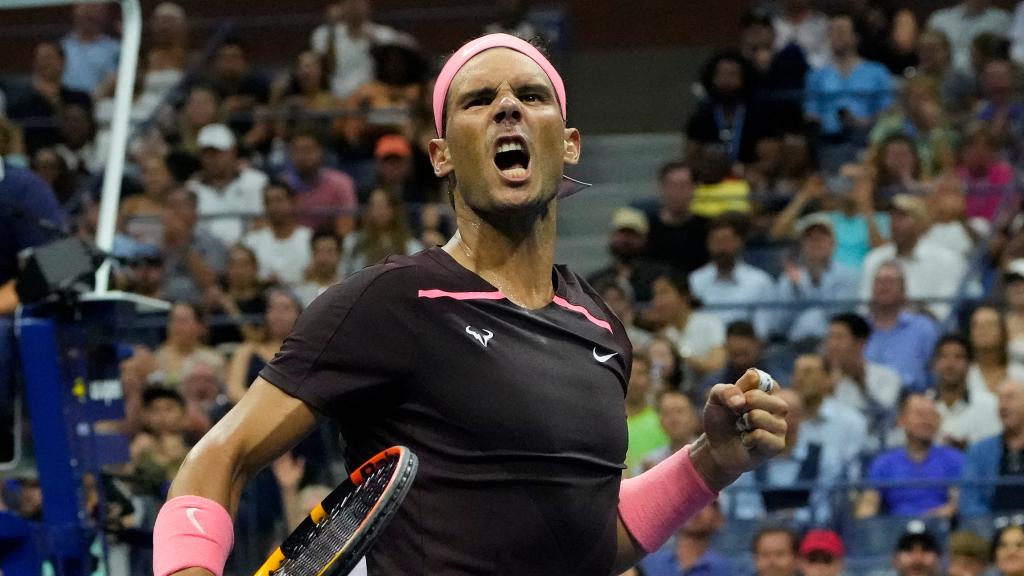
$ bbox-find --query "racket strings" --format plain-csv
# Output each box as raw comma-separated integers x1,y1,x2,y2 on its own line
272,457,398,576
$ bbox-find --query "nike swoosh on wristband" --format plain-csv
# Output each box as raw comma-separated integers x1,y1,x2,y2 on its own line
186,507,207,534
593,348,617,362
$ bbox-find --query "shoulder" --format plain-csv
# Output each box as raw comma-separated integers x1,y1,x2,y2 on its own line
239,167,269,187
739,262,773,284
689,264,714,283
935,446,966,465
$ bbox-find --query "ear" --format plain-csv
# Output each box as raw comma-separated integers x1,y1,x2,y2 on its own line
429,138,454,178
562,128,581,166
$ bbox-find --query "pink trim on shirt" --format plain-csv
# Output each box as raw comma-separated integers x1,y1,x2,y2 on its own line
551,295,613,333
418,289,506,300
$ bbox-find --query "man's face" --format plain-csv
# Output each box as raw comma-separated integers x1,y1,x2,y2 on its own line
290,136,323,174
893,545,941,576
713,59,744,99
741,24,775,72
660,167,694,214
793,355,829,403
164,189,197,230
998,381,1024,433
726,334,760,369
214,44,248,82
829,17,857,55
900,395,940,445
432,48,579,219
755,532,799,576
658,392,698,443
33,43,64,82
650,277,687,324
680,503,722,538
608,228,646,262
201,148,237,179
933,341,969,387
801,552,843,576
144,398,185,435
889,209,921,246
801,226,834,265
185,89,219,127
947,554,988,576
312,237,342,275
871,265,905,308
627,359,651,403
824,322,859,368
264,186,294,224
376,155,412,187
708,226,742,267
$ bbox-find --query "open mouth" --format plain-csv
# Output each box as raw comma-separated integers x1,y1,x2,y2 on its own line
493,136,531,181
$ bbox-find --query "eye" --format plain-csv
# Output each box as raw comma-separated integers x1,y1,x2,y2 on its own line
521,93,543,103
465,96,490,109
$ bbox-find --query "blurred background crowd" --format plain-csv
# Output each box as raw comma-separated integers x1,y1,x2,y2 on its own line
10,0,1024,574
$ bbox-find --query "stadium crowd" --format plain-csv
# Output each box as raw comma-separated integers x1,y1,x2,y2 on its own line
11,0,1024,574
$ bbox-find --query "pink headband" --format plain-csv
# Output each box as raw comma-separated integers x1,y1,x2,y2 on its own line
432,34,588,198
432,33,567,138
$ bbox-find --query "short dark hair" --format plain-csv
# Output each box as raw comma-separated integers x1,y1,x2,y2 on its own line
219,36,248,56
699,50,752,101
655,387,691,411
658,160,691,182
933,333,973,363
708,212,747,239
726,320,757,340
289,128,323,148
897,389,930,414
311,229,342,250
656,270,691,301
142,386,185,409
830,312,871,341
265,177,297,199
754,526,799,555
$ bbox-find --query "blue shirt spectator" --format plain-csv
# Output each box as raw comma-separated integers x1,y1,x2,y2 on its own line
827,210,890,269
640,502,734,576
865,311,940,391
61,34,120,94
640,544,734,576
961,380,1024,517
867,446,964,516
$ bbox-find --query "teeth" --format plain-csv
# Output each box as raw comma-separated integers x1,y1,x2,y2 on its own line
500,167,528,179
497,141,525,153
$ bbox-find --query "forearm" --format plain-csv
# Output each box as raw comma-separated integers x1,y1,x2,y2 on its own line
0,280,18,315
168,431,250,515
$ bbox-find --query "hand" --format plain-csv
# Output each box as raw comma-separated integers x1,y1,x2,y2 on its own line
782,259,802,286
273,452,306,491
690,369,788,491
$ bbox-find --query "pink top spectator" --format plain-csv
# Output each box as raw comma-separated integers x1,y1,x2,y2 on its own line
281,167,358,231
958,161,1015,222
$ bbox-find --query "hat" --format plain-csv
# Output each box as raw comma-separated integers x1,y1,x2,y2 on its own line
1006,259,1024,281
800,529,845,559
897,527,941,554
891,194,929,223
947,531,989,561
610,207,649,235
795,212,834,236
197,124,235,151
375,134,412,159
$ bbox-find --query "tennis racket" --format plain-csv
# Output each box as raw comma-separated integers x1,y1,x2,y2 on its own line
253,446,418,576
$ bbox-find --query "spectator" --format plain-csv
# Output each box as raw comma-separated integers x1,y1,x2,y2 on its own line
635,389,700,474
921,176,988,259
773,213,860,345
804,15,894,168
167,85,223,157
860,194,968,320
927,0,1011,70
226,289,302,404
741,11,809,132
825,312,902,436
118,249,166,300
957,123,1016,223
869,77,958,179
341,42,428,143
642,161,711,276
932,333,1002,449
649,271,726,383
595,280,653,349
751,132,818,217
310,0,413,100
799,530,845,576
31,146,78,210
624,349,668,472
483,0,541,40
120,155,176,246
892,528,943,576
204,244,267,345
242,181,313,288
856,392,964,518
52,100,101,181
947,530,991,576
772,0,830,68
278,130,358,236
793,353,868,467
969,305,1024,404
207,38,270,134
685,50,778,166
753,526,800,576
6,42,92,155
153,302,224,389
639,501,734,576
294,230,344,308
160,187,228,303
977,59,1024,163
61,4,120,96
864,261,941,390
588,207,668,304
129,387,191,495
187,123,268,246
991,524,1024,576
269,51,345,132
819,163,890,269
690,144,752,218
342,188,422,275
851,2,919,75
1007,260,1024,365
142,2,190,102
647,336,686,393
871,133,925,204
688,214,774,337
915,29,977,121
372,134,427,204
961,379,1024,516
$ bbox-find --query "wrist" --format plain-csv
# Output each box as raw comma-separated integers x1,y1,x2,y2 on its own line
688,435,739,492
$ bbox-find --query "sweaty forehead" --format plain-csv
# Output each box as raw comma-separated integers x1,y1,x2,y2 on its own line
447,48,554,99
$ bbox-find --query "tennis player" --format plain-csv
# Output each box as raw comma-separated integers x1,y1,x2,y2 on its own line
155,34,788,576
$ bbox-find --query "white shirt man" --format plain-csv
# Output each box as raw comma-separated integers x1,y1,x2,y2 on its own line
243,227,312,288
928,1,1011,69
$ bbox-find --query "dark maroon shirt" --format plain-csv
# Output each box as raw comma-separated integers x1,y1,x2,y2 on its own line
261,247,632,574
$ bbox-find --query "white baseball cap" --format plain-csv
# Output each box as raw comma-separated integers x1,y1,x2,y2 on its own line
197,124,235,151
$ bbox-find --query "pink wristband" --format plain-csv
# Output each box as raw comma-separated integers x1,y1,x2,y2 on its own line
153,495,234,576
618,445,717,553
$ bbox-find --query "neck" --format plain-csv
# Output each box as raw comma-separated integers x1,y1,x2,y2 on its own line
894,237,918,257
844,359,866,382
672,308,692,329
906,437,933,460
1007,426,1024,450
444,199,558,310
271,220,296,238
661,205,690,223
834,51,859,69
806,258,830,279
804,396,823,419
976,348,1004,367
715,260,737,276
311,267,337,284
872,304,902,326
938,381,967,406
171,340,197,355
297,166,319,182
676,535,711,569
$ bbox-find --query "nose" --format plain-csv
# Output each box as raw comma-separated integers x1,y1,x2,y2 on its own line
493,95,523,126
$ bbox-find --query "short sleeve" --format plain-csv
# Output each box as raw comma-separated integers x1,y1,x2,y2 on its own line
311,25,328,53
259,262,418,415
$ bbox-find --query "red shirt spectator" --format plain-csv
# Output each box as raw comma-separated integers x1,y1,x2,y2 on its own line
278,131,358,235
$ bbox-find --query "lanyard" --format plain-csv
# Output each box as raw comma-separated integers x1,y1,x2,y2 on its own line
713,104,745,162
